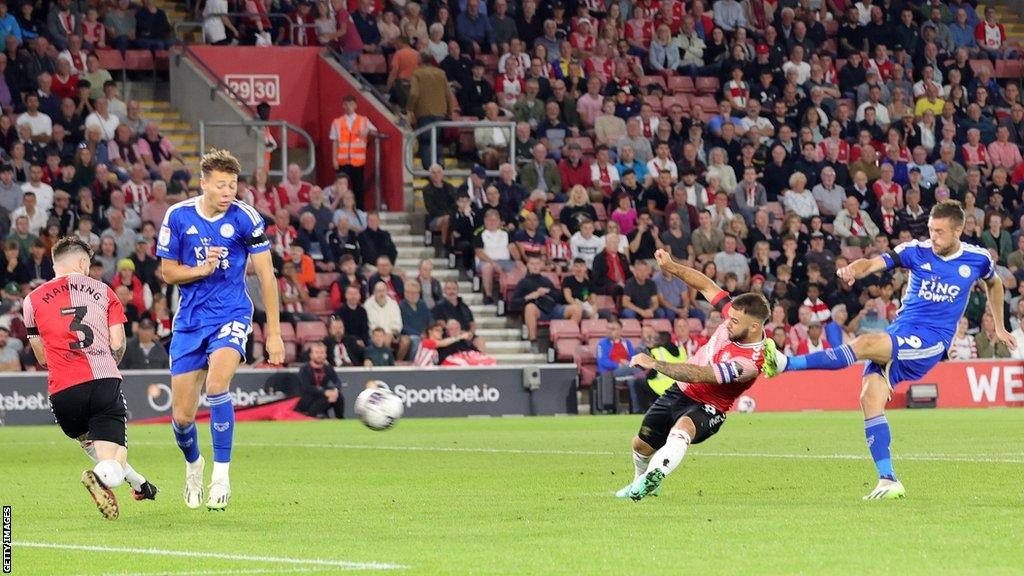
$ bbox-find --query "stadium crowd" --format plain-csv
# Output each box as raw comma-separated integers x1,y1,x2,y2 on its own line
396,0,1024,371
4,0,1024,389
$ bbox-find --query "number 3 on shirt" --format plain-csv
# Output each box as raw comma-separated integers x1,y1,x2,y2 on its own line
61,306,94,350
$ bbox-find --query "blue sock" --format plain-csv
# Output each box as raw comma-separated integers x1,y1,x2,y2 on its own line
171,421,200,463
208,392,235,463
865,415,896,481
786,344,857,371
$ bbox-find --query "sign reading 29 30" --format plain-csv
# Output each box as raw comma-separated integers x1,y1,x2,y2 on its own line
224,74,280,106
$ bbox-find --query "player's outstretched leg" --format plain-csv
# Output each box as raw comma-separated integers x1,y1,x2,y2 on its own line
626,419,695,501
171,370,207,509
80,441,127,520
78,436,158,501
615,437,659,498
768,333,892,375
860,374,905,501
205,348,244,511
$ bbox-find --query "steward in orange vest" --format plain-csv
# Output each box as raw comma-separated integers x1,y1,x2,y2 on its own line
331,95,377,210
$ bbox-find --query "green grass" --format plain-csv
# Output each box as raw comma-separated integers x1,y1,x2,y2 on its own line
2,409,1023,575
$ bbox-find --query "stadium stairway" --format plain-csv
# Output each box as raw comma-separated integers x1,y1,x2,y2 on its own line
137,98,202,186
381,211,547,364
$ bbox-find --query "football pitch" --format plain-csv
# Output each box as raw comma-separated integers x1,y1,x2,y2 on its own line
2,409,1022,575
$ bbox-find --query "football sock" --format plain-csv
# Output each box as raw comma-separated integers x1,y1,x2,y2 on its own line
865,415,897,481
79,438,98,463
632,450,651,480
172,421,201,463
786,344,857,371
647,429,692,476
123,463,146,492
94,460,123,488
208,392,235,470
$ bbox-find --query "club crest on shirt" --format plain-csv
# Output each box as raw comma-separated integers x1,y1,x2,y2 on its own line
958,264,971,278
220,223,235,238
158,225,170,248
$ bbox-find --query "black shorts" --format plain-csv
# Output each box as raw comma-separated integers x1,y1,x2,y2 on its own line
49,378,127,446
637,385,726,449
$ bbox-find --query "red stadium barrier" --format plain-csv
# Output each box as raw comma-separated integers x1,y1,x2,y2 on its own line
188,46,404,210
745,360,1024,412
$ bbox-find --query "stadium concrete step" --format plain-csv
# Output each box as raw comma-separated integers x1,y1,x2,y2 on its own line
475,328,522,340
484,340,534,353
378,222,412,235
486,353,548,364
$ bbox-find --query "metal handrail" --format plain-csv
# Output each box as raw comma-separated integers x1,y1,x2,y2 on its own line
172,12,294,44
199,120,316,179
326,47,405,125
403,120,516,178
176,44,258,118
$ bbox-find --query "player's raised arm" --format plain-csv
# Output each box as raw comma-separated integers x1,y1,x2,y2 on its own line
251,250,285,364
835,256,888,287
983,274,1018,349
629,353,758,386
652,249,722,303
160,248,222,285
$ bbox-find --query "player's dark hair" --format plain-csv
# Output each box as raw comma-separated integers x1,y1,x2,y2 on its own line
51,236,93,262
200,148,241,178
731,292,771,324
930,199,965,227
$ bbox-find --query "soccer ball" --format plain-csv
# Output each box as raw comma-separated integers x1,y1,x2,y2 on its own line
736,395,757,414
354,383,404,431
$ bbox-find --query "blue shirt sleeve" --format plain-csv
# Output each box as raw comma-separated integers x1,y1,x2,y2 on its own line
883,240,917,270
156,207,179,261
234,202,270,255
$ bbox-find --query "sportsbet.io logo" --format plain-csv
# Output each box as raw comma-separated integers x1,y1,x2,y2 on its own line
391,384,501,408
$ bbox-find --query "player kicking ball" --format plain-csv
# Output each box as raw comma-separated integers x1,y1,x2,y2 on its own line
615,249,776,501
24,237,158,520
157,149,284,510
770,200,1016,500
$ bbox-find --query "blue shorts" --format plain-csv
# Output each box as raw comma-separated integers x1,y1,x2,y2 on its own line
863,323,947,388
539,304,567,321
169,319,251,376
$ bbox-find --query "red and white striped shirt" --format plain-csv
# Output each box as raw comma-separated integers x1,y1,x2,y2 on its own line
122,181,152,215
24,273,126,395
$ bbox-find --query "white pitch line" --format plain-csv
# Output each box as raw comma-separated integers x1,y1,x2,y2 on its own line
15,542,406,571
80,568,336,576
167,441,1024,465
10,440,1024,464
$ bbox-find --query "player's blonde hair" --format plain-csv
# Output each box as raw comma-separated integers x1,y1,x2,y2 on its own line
200,148,241,178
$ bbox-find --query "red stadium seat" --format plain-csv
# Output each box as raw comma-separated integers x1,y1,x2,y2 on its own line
284,341,298,364
315,272,340,291
556,338,582,362
295,321,328,344
691,95,718,112
499,265,527,302
667,75,695,94
356,54,387,75
694,76,720,95
643,318,672,333
641,75,667,92
661,94,689,111
303,296,332,317
279,322,296,343
620,318,642,338
549,319,581,341
479,54,499,71
970,59,994,77
995,60,1024,79
643,95,663,113
581,319,609,341
575,341,598,387
96,49,124,71
251,322,264,343
541,271,561,289
124,50,154,71
594,295,617,314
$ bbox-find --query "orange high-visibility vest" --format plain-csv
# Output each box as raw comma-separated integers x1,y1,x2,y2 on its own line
334,115,367,167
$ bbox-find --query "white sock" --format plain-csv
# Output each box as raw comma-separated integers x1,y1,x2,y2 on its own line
123,463,146,491
94,460,124,488
647,430,692,477
212,461,230,484
79,438,98,463
632,450,651,480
